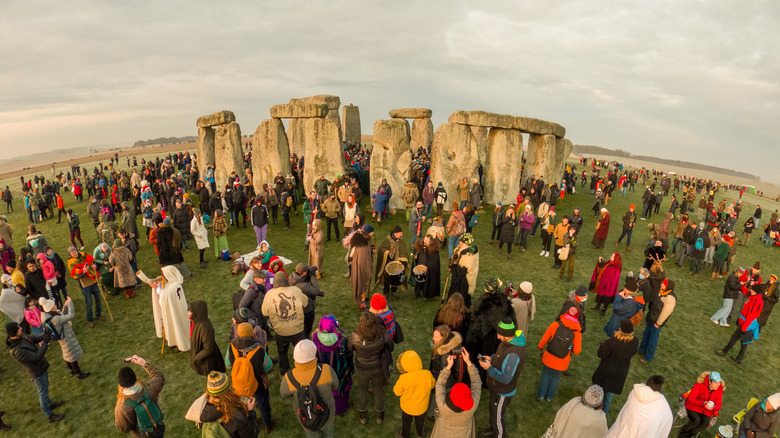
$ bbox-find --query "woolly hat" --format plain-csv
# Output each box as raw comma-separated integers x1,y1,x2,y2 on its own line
519,281,533,294
582,385,604,408
771,275,778,283
39,297,55,313
293,339,317,364
574,285,589,298
118,367,137,388
207,371,229,394
661,279,675,292
5,322,19,337
370,293,387,311
237,322,253,338
619,319,634,335
753,261,761,271
233,307,251,324
624,276,638,292
630,204,636,209
495,201,502,207
447,382,474,413
767,393,780,410
392,224,403,234
362,224,374,233
496,318,516,337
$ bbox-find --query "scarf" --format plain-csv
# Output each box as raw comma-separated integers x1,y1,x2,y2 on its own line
123,382,143,397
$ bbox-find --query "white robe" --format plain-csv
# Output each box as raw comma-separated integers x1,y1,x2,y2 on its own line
140,267,191,351
0,286,25,323
607,383,673,438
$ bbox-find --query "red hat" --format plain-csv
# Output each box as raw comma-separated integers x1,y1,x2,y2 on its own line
370,293,387,311
447,383,474,412
630,204,636,209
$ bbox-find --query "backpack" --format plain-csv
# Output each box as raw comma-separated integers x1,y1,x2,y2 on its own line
452,216,466,236
287,364,330,432
403,189,416,205
231,344,261,397
469,213,479,228
545,320,575,359
694,237,704,251
43,320,62,341
124,389,164,437
232,190,243,207
201,422,232,438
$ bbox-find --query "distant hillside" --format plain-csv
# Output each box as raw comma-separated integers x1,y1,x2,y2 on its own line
133,136,196,147
572,145,756,181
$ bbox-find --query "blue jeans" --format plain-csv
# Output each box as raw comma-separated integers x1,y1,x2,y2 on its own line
639,323,662,362
530,217,541,236
602,391,614,413
642,204,650,219
422,203,432,219
671,237,682,254
711,298,734,325
448,235,459,258
81,284,102,322
33,371,52,417
459,201,467,210
617,228,633,247
536,365,562,401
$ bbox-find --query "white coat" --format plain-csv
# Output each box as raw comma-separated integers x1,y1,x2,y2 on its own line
190,217,210,250
0,286,25,323
606,383,673,438
151,266,191,351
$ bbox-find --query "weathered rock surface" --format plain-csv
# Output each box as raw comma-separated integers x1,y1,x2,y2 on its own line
287,119,306,157
197,127,215,172
371,119,412,210
448,110,514,129
252,119,290,192
196,110,235,128
525,134,566,185
513,117,566,138
270,104,328,118
389,108,432,119
429,123,481,211
302,118,344,193
342,105,361,144
485,128,523,204
214,121,244,189
290,95,342,141
410,118,433,151
556,137,574,185
469,125,489,166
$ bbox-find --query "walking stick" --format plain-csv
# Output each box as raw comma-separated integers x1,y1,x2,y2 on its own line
440,268,452,307
96,280,115,321
161,326,166,355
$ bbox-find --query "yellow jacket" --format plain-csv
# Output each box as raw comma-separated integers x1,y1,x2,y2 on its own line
393,350,436,416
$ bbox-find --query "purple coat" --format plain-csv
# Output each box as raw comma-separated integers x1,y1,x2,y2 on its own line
519,211,535,230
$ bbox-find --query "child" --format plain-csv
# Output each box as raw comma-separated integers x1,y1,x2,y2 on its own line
24,295,43,336
394,350,436,438
36,252,58,304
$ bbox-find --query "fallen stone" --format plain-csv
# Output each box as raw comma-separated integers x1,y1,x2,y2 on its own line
429,123,481,211
389,108,432,119
252,119,290,192
197,127,215,173
512,116,566,138
410,118,433,151
302,118,344,194
196,110,235,128
214,121,244,189
448,110,514,129
270,104,329,118
342,105,361,144
371,119,412,211
484,128,523,204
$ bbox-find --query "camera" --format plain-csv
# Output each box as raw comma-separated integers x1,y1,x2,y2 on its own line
123,357,133,363
450,347,463,357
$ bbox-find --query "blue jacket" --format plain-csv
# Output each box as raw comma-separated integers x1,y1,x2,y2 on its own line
603,294,643,337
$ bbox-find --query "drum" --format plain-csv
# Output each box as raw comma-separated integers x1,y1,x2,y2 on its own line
413,265,428,283
385,261,406,286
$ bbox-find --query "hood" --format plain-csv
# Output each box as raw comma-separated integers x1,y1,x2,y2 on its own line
5,336,22,350
230,335,259,352
436,332,463,356
509,332,527,347
259,240,271,252
274,271,289,287
633,383,664,404
188,300,208,322
161,265,184,284
397,350,423,374
268,256,283,271
36,253,47,263
560,315,582,332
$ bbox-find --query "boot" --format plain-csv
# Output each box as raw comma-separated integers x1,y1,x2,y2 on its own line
375,410,384,425
357,410,367,425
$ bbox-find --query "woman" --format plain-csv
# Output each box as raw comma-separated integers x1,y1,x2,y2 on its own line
517,204,535,251
39,297,91,379
172,200,191,250
349,225,374,308
489,202,504,245
430,349,481,438
498,206,516,260
348,312,394,425
545,385,608,438
413,235,441,300
120,202,139,240
188,300,225,376
758,275,779,329
109,241,136,299
190,208,210,269
429,325,469,390
592,189,604,216
590,252,622,315
255,241,274,270
0,239,15,273
313,315,354,415
307,218,324,279
592,208,610,249
212,209,229,259
540,206,556,257
433,293,470,335
372,188,389,224
426,217,446,244
25,225,48,258
462,204,476,234
193,371,257,438
559,226,578,282
678,371,724,438
508,282,535,339
591,319,639,412
343,193,360,237
114,355,165,437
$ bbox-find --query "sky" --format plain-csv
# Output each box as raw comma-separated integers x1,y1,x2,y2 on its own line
1,1,779,181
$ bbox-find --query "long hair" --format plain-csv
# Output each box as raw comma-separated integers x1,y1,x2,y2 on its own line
437,293,468,329
204,389,248,423
115,378,146,403
431,325,451,356
354,312,385,342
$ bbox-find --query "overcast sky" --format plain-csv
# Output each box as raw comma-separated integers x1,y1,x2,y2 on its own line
1,1,778,181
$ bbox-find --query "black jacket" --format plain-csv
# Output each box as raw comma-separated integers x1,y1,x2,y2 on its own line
290,271,321,313
189,301,226,376
348,332,393,374
24,269,49,302
6,333,50,378
723,272,742,299
591,334,639,395
251,204,268,228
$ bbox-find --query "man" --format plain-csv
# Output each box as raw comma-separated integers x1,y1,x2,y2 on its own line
638,279,676,364
67,246,103,328
67,209,85,250
87,197,101,229
313,174,331,204
711,267,744,327
289,263,324,339
616,204,637,251
677,220,698,267
568,207,583,234
149,217,191,277
738,393,780,438
24,259,51,303
551,216,569,269
606,375,672,438
261,271,308,377
478,318,526,438
401,180,419,210
458,178,469,210
2,186,12,213
238,269,267,331
730,262,763,324
250,197,269,247
641,188,654,220
754,204,763,228
319,193,340,242
114,355,165,437
5,322,65,422
231,184,248,228
716,282,764,364
374,225,408,297
408,201,424,247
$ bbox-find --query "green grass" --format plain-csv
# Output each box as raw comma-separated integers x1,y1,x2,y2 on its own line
1,157,779,437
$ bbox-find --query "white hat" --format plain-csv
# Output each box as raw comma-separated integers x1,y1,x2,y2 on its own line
767,393,780,411
293,339,317,364
38,297,55,313
519,281,533,294
0,274,11,284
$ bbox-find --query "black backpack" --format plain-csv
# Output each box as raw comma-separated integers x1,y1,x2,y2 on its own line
287,364,330,432
545,320,575,359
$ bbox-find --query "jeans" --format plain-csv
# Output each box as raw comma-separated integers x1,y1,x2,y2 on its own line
459,201,467,210
711,298,734,325
33,371,52,417
676,242,690,266
448,235,459,258
489,390,513,438
639,323,662,361
530,217,541,236
422,203,432,219
642,204,650,219
253,224,268,247
81,284,102,322
70,230,84,248
690,257,702,274
518,228,531,249
671,237,682,254
536,365,562,400
357,368,385,412
325,217,339,241
617,227,633,247
401,412,425,438
491,224,502,241
602,391,614,413
275,331,305,376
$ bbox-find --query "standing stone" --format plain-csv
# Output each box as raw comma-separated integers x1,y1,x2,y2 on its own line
469,126,489,167
252,119,290,193
290,95,342,143
556,137,574,185
429,123,481,211
525,134,566,185
197,127,215,170
302,118,344,194
214,121,244,189
371,119,412,211
287,118,307,157
410,118,433,151
485,128,523,204
342,105,361,144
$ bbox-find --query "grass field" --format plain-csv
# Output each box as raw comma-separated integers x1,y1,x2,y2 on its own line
1,158,778,438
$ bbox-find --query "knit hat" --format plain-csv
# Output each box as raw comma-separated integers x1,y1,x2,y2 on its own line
207,371,229,394
496,318,516,337
770,275,778,283
630,204,635,209
370,293,387,311
5,322,19,337
624,276,638,292
446,382,474,413
362,224,374,233
118,367,137,388
237,322,253,338
519,281,533,294
582,385,604,408
293,339,317,364
392,224,403,234
619,319,634,334
661,279,675,292
754,261,761,271
574,285,588,298
233,307,251,324
495,201,502,207
39,297,55,313
767,393,780,410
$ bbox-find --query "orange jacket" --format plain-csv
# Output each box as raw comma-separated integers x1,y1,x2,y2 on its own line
537,316,582,371
56,195,64,210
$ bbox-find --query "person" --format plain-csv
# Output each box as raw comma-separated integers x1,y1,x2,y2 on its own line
109,241,136,299
590,253,622,315
433,293,471,336
0,273,25,325
190,208,210,269
446,202,466,258
592,319,639,412
495,206,516,260
422,181,435,221
738,393,780,438
349,311,394,425
394,350,436,438
742,216,756,247
251,197,269,247
307,219,324,279
290,263,324,338
188,300,225,375
639,279,677,364
678,371,724,438
192,371,258,438
429,325,469,397
544,385,608,438
409,201,425,247
149,217,191,277
320,193,340,242
212,209,229,258
4,321,65,422
280,339,339,438
114,355,166,438
413,235,441,300
66,210,85,250
430,347,480,438
758,275,779,329
343,194,360,236
262,271,308,377
515,204,534,251
67,246,103,328
39,297,90,379
551,215,569,269
312,315,354,415
538,204,555,256
591,208,610,249
716,282,764,364
374,225,408,296
2,187,12,213
448,234,480,308
434,183,447,218
144,265,191,352
24,257,50,304
536,307,582,401
349,224,374,308
477,318,526,438
607,375,673,437
227,322,273,435
616,204,637,250
559,226,578,282
712,268,744,327
489,202,504,245
25,224,48,258
603,276,643,337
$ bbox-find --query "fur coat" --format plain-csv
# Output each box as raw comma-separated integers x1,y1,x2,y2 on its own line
109,245,136,288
